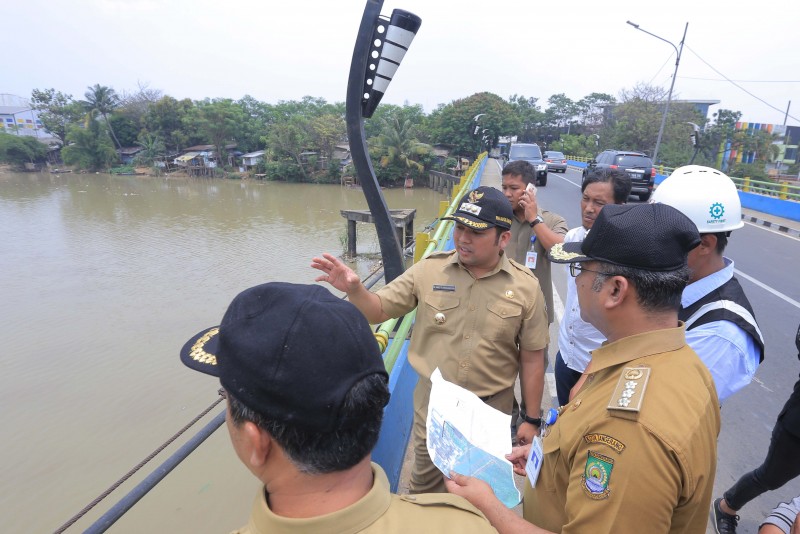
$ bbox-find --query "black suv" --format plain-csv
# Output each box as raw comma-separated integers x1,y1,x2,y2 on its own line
507,143,548,186
582,150,655,201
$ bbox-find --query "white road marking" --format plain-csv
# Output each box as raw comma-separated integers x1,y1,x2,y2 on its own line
734,268,800,310
751,376,774,393
743,219,800,241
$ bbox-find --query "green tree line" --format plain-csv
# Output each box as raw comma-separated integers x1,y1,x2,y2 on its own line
0,82,781,181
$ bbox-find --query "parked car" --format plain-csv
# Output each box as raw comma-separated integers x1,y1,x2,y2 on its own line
543,150,568,173
582,149,655,201
507,143,548,186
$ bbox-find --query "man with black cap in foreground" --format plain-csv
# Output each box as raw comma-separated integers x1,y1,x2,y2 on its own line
180,282,497,533
312,186,549,494
445,203,721,533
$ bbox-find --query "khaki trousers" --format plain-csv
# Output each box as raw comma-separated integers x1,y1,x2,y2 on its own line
408,377,515,493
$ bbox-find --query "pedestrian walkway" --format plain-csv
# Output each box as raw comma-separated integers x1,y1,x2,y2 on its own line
742,207,800,238
480,157,503,189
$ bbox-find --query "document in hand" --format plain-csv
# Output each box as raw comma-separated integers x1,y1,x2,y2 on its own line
426,368,521,507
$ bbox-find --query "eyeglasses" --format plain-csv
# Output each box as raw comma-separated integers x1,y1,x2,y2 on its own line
569,263,613,278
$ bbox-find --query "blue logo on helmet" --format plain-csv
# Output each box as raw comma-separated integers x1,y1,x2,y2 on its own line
709,202,725,220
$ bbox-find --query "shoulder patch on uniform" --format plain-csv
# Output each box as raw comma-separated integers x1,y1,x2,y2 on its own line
582,450,614,499
583,433,626,454
607,367,651,413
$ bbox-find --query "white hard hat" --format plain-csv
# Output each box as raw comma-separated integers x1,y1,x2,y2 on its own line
652,165,744,233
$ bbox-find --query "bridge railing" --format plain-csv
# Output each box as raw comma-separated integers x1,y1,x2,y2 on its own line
567,157,800,223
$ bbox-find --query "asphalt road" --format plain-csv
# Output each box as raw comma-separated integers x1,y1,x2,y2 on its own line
528,164,800,533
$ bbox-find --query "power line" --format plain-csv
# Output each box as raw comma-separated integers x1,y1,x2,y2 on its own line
648,52,674,86
680,76,800,83
685,45,800,123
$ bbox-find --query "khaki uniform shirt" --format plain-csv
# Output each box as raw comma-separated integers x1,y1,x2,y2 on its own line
524,325,720,533
508,209,569,324
232,463,497,534
376,250,549,398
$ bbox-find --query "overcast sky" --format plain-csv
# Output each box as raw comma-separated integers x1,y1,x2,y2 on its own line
5,0,799,127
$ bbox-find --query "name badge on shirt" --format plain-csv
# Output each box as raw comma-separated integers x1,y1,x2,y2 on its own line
525,251,538,269
433,284,456,292
526,436,544,487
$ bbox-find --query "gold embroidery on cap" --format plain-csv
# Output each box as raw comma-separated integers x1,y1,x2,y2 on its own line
496,216,512,225
454,216,489,229
468,190,485,203
190,327,219,365
550,243,582,261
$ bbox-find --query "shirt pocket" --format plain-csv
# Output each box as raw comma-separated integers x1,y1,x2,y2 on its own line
540,425,562,494
484,300,523,341
424,295,460,336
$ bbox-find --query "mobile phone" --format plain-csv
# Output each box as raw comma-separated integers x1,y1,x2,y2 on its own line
526,182,537,195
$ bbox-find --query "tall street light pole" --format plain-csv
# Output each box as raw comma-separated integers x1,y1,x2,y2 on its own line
627,21,688,165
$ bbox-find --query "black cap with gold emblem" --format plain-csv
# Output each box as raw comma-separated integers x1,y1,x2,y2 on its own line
179,282,388,432
548,203,700,271
442,186,513,230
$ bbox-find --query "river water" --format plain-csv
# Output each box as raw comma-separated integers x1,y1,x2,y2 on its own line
0,171,448,533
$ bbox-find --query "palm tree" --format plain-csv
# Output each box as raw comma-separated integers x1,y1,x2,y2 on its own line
372,118,431,172
83,84,122,150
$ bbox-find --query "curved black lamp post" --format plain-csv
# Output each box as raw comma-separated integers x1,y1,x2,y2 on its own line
346,1,421,282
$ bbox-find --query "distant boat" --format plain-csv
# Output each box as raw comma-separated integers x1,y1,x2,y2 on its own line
50,169,72,174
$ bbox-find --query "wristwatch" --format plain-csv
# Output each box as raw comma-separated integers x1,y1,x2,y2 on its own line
520,408,542,426
529,215,544,228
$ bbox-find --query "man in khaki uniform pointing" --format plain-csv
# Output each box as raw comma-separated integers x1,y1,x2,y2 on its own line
313,186,549,493
446,203,720,533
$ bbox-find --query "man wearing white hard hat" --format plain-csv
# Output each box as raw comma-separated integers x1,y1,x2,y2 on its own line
652,165,764,403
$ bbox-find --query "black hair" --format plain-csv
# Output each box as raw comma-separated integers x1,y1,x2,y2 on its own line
501,160,536,185
591,263,690,312
712,232,728,254
227,373,390,474
581,168,632,204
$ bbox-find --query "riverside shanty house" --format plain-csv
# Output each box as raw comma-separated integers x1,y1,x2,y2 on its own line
174,144,238,176
241,150,265,169
117,147,143,165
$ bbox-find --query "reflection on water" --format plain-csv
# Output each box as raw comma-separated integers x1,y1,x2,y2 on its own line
0,172,448,532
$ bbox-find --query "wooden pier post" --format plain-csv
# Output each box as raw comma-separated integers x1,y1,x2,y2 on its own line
340,209,416,257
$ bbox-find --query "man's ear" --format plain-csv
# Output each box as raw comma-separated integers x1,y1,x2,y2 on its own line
698,233,717,255
604,275,629,310
498,229,512,249
242,421,272,468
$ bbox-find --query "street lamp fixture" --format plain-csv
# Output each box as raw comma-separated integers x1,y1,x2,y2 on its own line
346,1,422,282
362,9,422,118
687,122,702,164
470,113,486,137
626,20,688,165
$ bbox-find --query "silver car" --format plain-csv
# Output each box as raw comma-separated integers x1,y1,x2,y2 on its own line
544,151,568,173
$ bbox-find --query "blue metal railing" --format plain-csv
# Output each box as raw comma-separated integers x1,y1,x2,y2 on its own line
567,159,800,223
